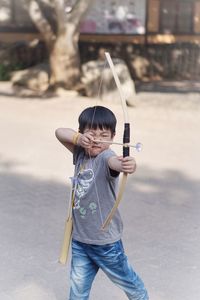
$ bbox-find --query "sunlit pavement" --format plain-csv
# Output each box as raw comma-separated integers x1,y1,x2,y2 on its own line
0,82,200,300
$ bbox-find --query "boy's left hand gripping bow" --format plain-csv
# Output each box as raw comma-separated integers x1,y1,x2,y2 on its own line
101,52,130,230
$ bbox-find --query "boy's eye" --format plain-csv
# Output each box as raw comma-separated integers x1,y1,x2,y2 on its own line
101,134,110,139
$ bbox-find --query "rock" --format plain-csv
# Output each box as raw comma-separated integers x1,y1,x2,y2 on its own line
11,63,50,93
81,58,136,106
10,58,136,105
131,56,149,80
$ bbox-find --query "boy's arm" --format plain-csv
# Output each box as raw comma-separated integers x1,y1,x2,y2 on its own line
108,155,137,174
55,128,95,153
55,128,79,153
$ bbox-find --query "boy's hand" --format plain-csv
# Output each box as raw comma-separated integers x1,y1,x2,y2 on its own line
117,156,136,174
78,132,94,149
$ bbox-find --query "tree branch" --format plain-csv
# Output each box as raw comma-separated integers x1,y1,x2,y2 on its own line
51,0,67,34
67,0,94,27
28,0,56,49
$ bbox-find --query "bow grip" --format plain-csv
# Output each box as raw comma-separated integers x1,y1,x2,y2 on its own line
123,123,130,157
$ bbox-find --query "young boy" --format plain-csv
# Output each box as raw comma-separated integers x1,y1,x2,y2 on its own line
55,106,149,300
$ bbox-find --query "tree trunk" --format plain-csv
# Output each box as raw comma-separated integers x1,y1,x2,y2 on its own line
27,0,94,92
49,23,81,90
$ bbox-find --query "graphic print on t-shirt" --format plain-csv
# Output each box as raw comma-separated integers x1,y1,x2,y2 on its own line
73,168,97,218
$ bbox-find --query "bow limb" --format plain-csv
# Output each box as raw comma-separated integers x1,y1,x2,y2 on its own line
101,52,130,230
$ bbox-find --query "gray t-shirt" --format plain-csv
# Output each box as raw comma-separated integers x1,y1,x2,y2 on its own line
71,146,123,245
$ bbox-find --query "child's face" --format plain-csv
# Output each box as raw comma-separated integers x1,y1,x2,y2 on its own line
84,127,114,157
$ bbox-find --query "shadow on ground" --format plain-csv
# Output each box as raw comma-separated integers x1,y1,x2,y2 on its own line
0,89,56,99
0,162,200,300
122,166,200,300
0,165,70,300
135,80,200,94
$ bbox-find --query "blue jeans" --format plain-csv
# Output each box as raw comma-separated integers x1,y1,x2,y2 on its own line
69,239,148,300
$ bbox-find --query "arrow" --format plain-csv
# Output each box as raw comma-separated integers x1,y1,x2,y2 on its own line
93,140,142,151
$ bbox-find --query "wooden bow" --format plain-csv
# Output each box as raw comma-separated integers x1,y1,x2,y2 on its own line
101,52,130,230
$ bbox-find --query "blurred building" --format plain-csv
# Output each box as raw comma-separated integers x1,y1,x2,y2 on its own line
0,0,200,44
1,0,200,80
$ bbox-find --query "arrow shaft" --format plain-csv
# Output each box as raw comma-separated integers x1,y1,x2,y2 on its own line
93,139,136,148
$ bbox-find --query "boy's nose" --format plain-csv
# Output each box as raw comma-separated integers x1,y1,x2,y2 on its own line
93,138,101,144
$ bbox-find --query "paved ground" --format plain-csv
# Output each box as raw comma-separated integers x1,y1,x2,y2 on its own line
0,81,200,300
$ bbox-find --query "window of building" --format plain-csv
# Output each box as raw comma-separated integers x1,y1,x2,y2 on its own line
160,0,193,34
80,0,146,34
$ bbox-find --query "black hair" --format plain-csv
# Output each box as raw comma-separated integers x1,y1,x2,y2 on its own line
78,106,116,135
